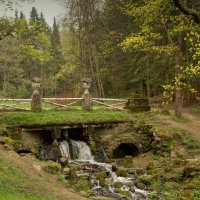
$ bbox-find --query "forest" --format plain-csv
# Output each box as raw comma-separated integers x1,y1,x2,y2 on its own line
0,0,200,116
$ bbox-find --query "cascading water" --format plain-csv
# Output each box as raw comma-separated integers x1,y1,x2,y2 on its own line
59,140,71,160
59,139,94,161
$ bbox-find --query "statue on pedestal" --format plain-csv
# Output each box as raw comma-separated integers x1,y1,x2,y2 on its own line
81,78,92,110
31,77,42,112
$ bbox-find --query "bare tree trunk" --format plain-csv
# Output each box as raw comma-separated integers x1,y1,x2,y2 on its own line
174,53,183,117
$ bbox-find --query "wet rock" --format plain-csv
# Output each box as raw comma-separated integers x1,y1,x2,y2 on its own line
92,187,123,200
126,174,138,179
130,186,135,193
112,163,117,172
135,182,146,190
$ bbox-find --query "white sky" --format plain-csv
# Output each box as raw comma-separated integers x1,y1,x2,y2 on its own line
0,0,66,26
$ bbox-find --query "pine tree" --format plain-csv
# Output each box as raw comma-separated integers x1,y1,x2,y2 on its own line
20,11,25,20
15,9,18,19
39,12,49,30
30,7,39,22
51,17,61,48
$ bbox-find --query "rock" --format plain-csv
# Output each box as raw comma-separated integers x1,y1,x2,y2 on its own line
135,168,145,175
164,181,179,190
33,164,42,171
3,144,13,151
135,182,146,190
113,181,123,188
19,153,26,157
63,167,70,175
128,169,136,175
130,186,135,193
146,162,155,170
116,168,128,177
140,175,153,185
151,141,159,149
112,163,117,172
126,174,138,179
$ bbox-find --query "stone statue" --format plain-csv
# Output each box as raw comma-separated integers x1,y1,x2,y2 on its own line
31,77,42,112
81,78,92,110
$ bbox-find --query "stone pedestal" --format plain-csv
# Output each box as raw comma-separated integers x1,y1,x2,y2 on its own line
31,77,42,112
31,91,42,112
81,78,92,111
82,93,92,110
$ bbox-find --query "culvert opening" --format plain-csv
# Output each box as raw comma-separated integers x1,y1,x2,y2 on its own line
113,143,139,158
63,128,88,142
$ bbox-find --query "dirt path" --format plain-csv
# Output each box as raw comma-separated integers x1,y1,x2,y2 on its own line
155,108,200,144
0,147,90,200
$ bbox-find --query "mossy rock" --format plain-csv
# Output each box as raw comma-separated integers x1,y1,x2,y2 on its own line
122,156,134,168
98,178,108,188
0,136,15,145
114,189,131,198
116,168,128,177
146,162,155,170
96,172,107,180
164,181,179,190
155,129,172,139
113,182,123,188
140,175,154,185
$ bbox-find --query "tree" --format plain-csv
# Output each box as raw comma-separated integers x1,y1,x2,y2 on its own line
120,0,199,116
173,0,200,23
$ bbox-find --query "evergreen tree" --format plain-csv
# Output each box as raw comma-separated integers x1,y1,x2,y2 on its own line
30,7,39,22
51,17,61,49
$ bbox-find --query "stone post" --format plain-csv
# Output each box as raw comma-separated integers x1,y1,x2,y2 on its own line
81,78,92,110
31,77,42,112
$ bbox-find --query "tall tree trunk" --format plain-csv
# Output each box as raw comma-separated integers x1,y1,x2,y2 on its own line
174,51,183,117
174,31,184,116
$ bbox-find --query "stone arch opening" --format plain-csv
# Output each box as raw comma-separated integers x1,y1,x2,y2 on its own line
113,143,139,158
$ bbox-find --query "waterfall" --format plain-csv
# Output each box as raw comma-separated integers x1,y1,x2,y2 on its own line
59,140,71,160
59,139,94,161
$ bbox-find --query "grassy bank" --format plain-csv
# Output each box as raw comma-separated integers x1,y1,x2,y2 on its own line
0,157,56,200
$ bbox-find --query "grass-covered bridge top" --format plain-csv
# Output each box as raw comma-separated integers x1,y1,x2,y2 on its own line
0,109,134,126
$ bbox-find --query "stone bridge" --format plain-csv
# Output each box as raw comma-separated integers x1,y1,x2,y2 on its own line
6,121,154,161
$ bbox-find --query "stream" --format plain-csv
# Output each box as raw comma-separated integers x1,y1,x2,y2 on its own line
59,139,149,200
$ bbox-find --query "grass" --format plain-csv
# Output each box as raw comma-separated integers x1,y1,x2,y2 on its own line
0,109,134,126
0,157,56,200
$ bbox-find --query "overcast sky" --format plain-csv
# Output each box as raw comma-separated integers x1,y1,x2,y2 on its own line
0,0,66,26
